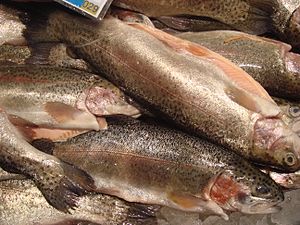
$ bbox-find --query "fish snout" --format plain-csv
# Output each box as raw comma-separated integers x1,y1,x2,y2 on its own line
85,86,141,117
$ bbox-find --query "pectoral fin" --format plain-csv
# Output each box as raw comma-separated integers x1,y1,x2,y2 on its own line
7,114,38,127
30,128,89,142
225,86,281,116
167,192,228,220
44,102,100,130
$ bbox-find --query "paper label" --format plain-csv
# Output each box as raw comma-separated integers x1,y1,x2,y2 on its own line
55,0,112,19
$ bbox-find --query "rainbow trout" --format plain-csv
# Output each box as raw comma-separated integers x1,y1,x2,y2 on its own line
0,176,158,225
0,109,96,213
176,30,300,100
0,64,140,141
47,118,284,220
113,0,300,48
38,11,300,171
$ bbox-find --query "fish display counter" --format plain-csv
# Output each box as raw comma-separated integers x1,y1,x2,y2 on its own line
1,1,300,225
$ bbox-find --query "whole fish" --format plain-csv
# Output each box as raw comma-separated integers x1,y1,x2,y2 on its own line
45,118,284,220
176,30,300,100
39,11,300,171
0,177,158,225
0,109,96,213
112,0,300,48
0,64,140,141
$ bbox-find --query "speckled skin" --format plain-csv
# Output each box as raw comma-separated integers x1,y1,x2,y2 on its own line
0,43,93,71
113,0,300,48
0,110,96,213
177,30,300,100
43,13,300,171
0,4,26,45
154,16,235,32
0,45,31,64
0,64,137,129
47,43,94,72
112,0,272,34
53,118,284,215
0,177,157,225
271,0,300,48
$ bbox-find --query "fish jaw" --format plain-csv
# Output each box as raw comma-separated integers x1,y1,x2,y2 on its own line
208,170,283,215
77,86,141,118
279,104,300,136
111,8,155,27
269,170,300,189
252,115,300,171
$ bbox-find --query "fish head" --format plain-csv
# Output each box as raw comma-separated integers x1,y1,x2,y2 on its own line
280,103,300,136
253,117,300,171
208,169,284,214
270,129,300,170
79,81,141,118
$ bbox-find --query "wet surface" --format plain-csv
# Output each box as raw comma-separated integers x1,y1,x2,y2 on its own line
157,189,300,225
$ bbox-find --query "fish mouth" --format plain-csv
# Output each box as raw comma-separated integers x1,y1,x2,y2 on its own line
82,86,141,118
103,103,142,118
269,170,300,189
231,198,282,214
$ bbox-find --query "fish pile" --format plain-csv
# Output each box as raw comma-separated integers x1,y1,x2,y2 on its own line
1,1,300,224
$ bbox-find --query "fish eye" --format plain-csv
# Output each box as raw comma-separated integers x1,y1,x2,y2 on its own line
289,106,300,118
284,152,297,167
255,185,271,196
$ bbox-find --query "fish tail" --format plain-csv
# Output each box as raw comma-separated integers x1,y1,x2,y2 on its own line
35,160,96,213
285,6,300,48
237,0,275,35
15,3,60,44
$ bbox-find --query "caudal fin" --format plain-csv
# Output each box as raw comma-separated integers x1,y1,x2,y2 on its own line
35,160,96,213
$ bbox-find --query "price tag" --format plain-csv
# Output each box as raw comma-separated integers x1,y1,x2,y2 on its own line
55,0,113,20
